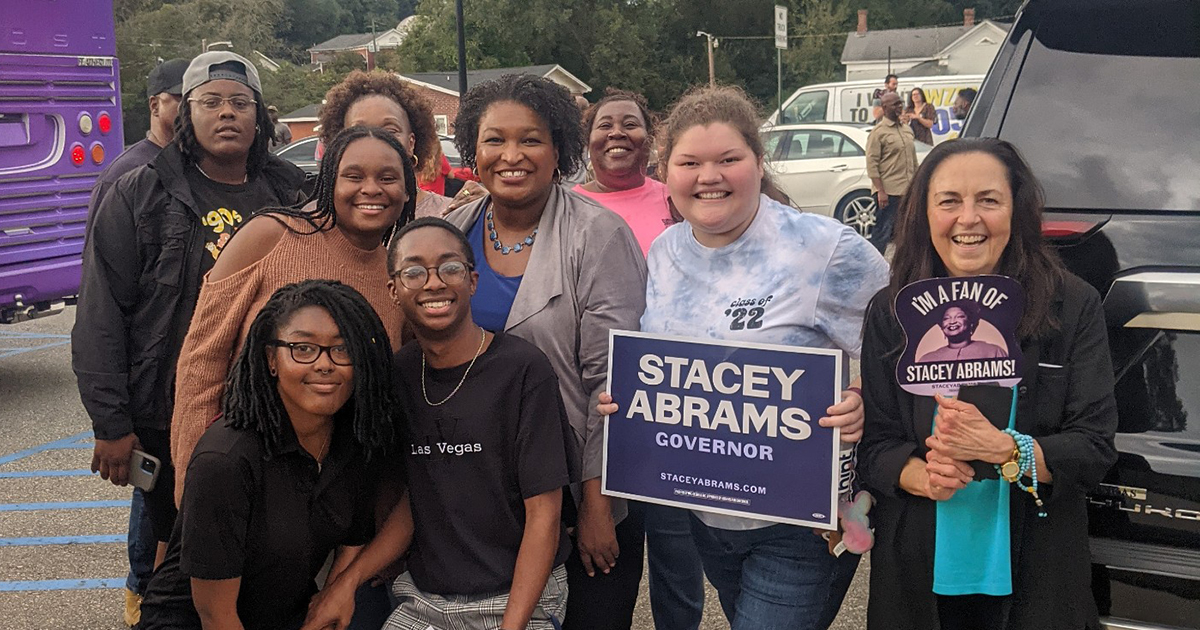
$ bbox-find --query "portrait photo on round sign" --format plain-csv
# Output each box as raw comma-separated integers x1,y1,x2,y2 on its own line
894,275,1025,396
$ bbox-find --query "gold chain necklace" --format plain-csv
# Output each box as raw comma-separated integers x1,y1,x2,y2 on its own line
422,327,486,406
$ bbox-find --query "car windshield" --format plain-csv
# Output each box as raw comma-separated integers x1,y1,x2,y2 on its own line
997,2,1200,211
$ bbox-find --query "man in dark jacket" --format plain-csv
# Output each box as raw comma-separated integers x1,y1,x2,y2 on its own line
72,51,306,567
85,56,189,628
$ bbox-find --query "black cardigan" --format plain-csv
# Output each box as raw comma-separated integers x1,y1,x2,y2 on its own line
858,272,1118,630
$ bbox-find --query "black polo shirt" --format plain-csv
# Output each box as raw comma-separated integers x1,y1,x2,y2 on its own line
138,419,373,630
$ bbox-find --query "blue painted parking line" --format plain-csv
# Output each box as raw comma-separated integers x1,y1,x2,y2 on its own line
0,340,71,359
0,534,123,546
0,469,94,479
0,578,125,592
0,500,126,512
0,332,70,339
0,431,93,466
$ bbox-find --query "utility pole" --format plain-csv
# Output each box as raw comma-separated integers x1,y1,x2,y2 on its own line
456,0,468,98
367,19,377,71
697,31,716,86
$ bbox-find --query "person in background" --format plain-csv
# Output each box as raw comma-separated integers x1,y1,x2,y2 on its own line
83,55,188,628
138,280,401,630
268,104,292,151
73,52,306,600
317,70,451,218
574,89,676,255
445,74,647,630
952,88,977,121
865,92,917,253
903,87,936,146
858,138,1117,629
302,217,577,630
597,85,886,629
573,88,700,630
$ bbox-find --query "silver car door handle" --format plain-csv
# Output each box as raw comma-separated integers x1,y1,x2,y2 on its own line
827,164,848,172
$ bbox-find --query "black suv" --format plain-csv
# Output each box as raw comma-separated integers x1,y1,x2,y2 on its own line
963,0,1200,627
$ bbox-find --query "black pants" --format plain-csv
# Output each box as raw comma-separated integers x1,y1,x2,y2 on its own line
131,428,177,543
937,594,1008,630
869,196,901,253
562,502,646,630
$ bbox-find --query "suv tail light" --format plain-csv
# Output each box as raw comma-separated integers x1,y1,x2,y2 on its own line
1042,213,1110,241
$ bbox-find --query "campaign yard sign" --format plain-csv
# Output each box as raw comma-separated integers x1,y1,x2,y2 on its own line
603,330,841,529
894,275,1026,396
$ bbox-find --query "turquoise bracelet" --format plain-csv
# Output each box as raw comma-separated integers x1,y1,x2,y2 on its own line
995,428,1047,517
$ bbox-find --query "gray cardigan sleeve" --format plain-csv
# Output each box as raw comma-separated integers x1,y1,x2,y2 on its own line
576,222,647,481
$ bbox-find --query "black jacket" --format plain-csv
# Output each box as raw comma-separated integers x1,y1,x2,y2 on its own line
72,143,306,440
858,272,1118,630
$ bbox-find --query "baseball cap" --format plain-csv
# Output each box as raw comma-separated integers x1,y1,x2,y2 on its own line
182,51,263,97
146,58,189,97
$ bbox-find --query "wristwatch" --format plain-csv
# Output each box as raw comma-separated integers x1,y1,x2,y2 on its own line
999,446,1021,483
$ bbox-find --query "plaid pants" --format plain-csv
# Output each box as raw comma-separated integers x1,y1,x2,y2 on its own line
385,565,568,630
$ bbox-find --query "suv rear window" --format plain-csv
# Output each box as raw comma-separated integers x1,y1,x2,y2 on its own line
998,2,1200,211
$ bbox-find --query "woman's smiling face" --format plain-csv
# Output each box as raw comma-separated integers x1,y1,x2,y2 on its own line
589,100,650,183
927,151,1013,277
665,122,764,249
475,100,559,211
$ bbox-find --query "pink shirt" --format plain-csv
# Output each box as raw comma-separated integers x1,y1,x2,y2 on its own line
574,179,673,257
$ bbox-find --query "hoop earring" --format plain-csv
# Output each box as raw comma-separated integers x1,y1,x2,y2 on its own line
269,368,277,376
412,154,419,168
553,167,562,181
472,166,479,178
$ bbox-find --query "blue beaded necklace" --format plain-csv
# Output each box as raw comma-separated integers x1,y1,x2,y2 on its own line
487,209,538,255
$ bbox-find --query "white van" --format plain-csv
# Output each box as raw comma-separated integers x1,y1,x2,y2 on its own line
765,75,983,144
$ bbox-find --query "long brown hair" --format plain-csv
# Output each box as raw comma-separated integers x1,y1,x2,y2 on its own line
658,85,792,206
887,138,1064,339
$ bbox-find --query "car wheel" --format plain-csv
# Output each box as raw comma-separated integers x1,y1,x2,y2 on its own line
835,192,877,239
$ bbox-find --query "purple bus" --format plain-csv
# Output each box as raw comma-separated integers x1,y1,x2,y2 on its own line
0,0,123,323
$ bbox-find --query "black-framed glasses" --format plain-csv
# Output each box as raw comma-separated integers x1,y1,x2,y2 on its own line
267,340,352,366
392,261,473,290
188,95,257,113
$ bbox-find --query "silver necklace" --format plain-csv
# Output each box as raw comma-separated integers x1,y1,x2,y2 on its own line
196,163,247,184
314,429,331,472
422,327,487,406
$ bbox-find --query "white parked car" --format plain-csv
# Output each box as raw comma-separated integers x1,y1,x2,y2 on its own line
762,122,930,239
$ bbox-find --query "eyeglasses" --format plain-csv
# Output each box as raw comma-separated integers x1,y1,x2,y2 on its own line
188,95,257,113
267,340,352,366
392,261,473,290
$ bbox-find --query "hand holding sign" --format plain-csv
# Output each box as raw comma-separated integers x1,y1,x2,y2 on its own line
928,394,1014,464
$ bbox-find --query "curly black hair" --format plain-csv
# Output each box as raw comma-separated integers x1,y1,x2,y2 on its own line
582,87,656,143
318,70,441,182
223,279,401,459
386,216,475,275
453,74,585,177
253,126,417,245
174,94,274,177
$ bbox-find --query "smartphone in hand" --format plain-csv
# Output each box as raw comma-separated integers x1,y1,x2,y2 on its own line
129,449,161,493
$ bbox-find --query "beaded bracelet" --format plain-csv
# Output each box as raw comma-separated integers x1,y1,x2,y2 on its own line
995,428,1047,517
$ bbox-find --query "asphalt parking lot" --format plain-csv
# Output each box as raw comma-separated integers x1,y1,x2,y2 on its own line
0,306,868,629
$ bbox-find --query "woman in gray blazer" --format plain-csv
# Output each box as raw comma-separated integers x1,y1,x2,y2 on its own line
445,74,648,630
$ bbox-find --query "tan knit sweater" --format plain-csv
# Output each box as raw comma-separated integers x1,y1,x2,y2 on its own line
170,214,402,503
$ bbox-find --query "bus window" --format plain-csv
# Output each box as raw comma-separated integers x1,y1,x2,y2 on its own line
0,0,122,323
781,90,829,123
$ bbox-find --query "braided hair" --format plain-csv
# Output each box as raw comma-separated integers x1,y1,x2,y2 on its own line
256,126,417,244
174,94,274,177
223,279,401,459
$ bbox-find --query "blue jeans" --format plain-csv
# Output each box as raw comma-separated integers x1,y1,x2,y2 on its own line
644,504,705,630
689,515,836,630
125,488,156,594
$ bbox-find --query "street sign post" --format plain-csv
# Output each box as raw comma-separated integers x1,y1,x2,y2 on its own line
775,5,787,124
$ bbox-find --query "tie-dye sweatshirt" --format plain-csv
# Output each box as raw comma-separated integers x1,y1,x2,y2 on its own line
640,194,889,530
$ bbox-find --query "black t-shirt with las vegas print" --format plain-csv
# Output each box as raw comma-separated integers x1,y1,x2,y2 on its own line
184,166,282,265
394,332,577,596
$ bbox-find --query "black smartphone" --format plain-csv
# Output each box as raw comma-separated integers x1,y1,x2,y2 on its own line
956,384,1015,480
